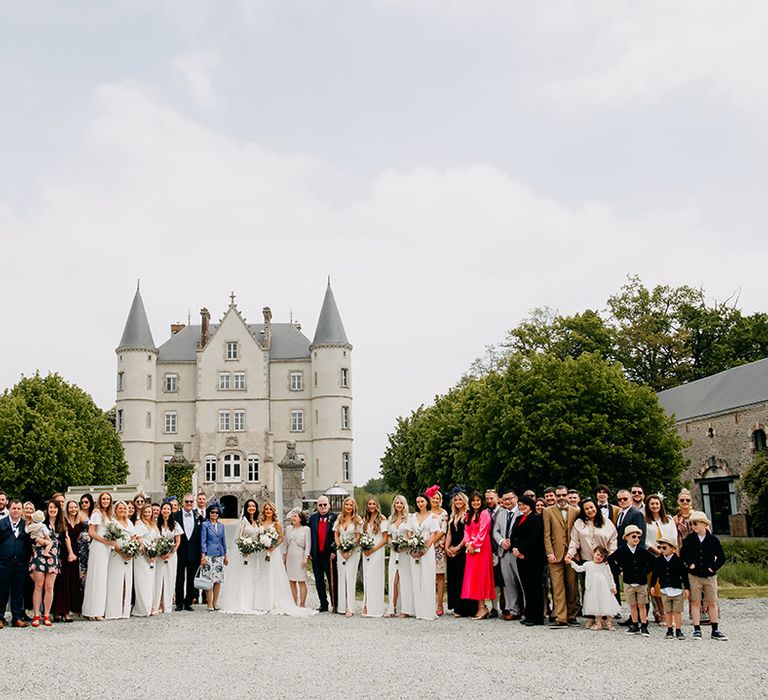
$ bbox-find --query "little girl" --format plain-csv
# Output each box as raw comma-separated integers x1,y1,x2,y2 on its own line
570,546,621,630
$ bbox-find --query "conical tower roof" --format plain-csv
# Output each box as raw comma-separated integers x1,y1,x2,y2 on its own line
312,280,350,347
117,283,157,352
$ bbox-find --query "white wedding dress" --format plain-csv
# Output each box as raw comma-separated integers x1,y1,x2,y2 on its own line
387,518,414,617
361,519,388,617
219,519,264,615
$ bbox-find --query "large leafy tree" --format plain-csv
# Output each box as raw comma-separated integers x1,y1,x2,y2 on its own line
382,353,687,499
0,373,128,504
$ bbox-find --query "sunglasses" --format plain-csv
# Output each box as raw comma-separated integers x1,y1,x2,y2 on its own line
184,500,193,504
627,534,641,538
618,497,630,502
631,491,643,495
679,498,691,503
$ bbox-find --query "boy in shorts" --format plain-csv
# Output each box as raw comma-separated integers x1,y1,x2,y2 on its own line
609,524,655,636
650,536,688,639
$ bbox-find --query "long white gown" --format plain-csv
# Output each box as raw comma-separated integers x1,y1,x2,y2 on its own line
219,519,263,615
105,519,135,620
153,521,183,614
408,512,439,620
82,510,112,618
387,518,414,616
132,522,159,617
361,519,388,617
334,520,361,614
251,532,316,617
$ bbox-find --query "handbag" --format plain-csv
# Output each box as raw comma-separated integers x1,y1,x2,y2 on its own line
194,565,213,591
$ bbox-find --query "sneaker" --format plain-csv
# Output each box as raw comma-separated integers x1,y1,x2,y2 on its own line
618,618,633,627
626,624,640,635
676,629,685,640
692,629,702,640
711,630,728,641
641,626,651,637
665,630,674,640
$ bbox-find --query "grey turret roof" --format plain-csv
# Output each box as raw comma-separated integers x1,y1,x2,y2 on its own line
312,281,350,346
657,356,768,422
117,285,157,351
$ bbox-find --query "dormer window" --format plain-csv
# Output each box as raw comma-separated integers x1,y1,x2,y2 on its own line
226,341,239,360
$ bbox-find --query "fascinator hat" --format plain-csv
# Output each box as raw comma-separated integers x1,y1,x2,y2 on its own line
425,485,441,499
448,485,467,498
206,501,223,518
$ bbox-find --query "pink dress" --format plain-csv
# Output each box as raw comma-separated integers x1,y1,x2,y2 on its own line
461,510,495,600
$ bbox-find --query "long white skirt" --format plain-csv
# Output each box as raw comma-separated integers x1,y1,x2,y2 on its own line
82,540,111,618
387,551,414,616
132,557,156,616
153,554,177,613
336,551,361,613
362,547,386,617
410,546,436,620
251,551,316,617
104,551,133,619
219,551,262,614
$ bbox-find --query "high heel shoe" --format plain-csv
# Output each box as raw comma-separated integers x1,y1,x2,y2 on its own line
31,616,40,627
473,611,489,620
436,605,444,617
43,615,52,627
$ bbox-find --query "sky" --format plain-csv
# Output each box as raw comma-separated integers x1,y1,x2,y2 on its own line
2,1,768,485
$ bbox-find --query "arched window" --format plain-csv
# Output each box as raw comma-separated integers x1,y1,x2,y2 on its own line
222,453,241,482
754,429,767,452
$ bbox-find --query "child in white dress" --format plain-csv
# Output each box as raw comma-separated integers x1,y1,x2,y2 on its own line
569,546,620,630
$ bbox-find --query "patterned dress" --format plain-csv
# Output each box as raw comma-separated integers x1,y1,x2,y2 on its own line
433,509,448,575
29,525,61,574
78,516,91,593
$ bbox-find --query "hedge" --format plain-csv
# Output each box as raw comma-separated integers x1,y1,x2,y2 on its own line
721,538,768,568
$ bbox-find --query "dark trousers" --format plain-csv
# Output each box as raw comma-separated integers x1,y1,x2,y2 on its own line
175,558,199,607
312,553,337,611
518,559,545,624
0,560,28,622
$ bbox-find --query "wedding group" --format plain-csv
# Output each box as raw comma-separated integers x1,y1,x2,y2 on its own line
0,482,729,641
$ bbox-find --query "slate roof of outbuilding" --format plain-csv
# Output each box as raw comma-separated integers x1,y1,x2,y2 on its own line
657,356,768,422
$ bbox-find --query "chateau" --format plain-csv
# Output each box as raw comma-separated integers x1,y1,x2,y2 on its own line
115,282,353,516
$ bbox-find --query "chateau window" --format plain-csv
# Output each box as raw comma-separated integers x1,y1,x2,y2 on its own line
162,456,171,483
342,452,351,482
164,412,177,434
226,341,239,360
233,409,245,432
755,429,767,452
218,410,231,432
164,374,178,393
290,371,304,391
219,372,231,390
145,412,151,429
233,372,246,390
341,406,350,430
145,460,150,480
290,409,304,432
117,372,125,392
314,372,318,387
222,453,241,482
116,409,124,433
340,368,349,387
204,455,217,483
247,454,260,482
146,375,152,390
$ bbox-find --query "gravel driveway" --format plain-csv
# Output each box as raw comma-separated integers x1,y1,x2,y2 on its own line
3,597,766,698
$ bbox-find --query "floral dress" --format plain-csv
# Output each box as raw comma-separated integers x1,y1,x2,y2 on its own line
30,526,61,574
78,516,91,592
433,509,448,575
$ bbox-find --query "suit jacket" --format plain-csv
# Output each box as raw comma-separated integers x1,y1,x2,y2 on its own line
173,509,203,564
511,512,545,565
615,506,646,541
492,506,520,557
680,531,726,578
608,543,655,585
650,553,689,591
597,501,619,524
200,520,227,557
542,504,580,561
0,517,32,565
308,511,337,559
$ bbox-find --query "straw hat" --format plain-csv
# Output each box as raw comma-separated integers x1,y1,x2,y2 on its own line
623,524,642,540
689,510,711,526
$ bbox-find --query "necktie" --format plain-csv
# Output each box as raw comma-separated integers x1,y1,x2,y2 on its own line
505,510,513,539
617,511,625,528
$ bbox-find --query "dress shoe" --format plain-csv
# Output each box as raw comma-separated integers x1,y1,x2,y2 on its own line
183,605,193,611
175,606,184,612
501,612,513,621
549,620,568,628
0,618,4,629
488,609,499,619
13,620,29,628
567,618,579,626
318,606,329,613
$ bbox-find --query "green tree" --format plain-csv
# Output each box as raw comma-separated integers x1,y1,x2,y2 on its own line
743,451,768,536
0,373,128,504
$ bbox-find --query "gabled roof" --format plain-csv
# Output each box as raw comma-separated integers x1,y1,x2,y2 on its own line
117,285,157,352
157,323,311,362
312,281,350,346
657,356,768,422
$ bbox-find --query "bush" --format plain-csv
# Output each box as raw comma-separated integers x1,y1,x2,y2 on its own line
721,538,768,568
743,452,768,536
717,562,768,587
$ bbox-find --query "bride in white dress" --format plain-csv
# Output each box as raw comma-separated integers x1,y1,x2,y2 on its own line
252,502,316,618
386,495,414,618
220,499,263,615
360,497,388,618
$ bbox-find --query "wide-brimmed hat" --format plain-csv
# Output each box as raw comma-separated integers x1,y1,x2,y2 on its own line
689,511,711,526
657,536,678,549
623,524,642,540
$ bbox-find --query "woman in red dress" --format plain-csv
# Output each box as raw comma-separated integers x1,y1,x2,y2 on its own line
461,491,495,619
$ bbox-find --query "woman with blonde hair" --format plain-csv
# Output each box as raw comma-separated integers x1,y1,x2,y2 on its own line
426,485,448,616
105,501,135,619
334,496,362,617
134,503,161,616
82,492,114,620
386,495,414,618
445,488,474,617
360,497,389,617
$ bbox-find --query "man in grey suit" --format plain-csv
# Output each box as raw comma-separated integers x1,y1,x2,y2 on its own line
493,489,524,620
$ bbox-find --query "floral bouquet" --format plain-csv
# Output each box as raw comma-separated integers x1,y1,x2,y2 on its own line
104,522,125,543
119,538,142,565
390,533,409,553
155,536,176,562
407,531,428,565
143,540,160,569
236,535,260,565
337,535,357,566
359,533,376,559
259,527,280,562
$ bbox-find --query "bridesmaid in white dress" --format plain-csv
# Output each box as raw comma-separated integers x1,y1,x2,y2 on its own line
408,493,441,621
153,502,183,614
283,509,312,607
360,497,389,618
220,499,262,614
386,495,414,618
334,496,362,617
132,504,159,616
82,492,114,621
105,501,135,620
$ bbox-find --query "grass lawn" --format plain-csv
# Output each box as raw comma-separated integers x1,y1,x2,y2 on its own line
719,586,768,599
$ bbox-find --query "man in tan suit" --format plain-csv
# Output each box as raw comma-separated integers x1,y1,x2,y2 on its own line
543,485,580,626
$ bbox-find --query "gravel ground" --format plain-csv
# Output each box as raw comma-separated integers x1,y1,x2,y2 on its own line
3,598,766,699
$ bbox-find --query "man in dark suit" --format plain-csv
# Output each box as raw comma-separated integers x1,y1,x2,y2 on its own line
595,484,619,524
173,492,203,611
0,500,32,627
308,496,337,612
511,495,546,626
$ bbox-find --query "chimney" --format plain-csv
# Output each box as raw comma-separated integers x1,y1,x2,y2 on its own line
262,306,272,350
200,307,210,348
170,323,186,335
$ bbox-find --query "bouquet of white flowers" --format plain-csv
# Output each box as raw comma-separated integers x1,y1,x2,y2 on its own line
390,533,409,553
143,540,160,569
119,538,142,565
104,522,125,543
407,531,428,565
154,536,176,562
259,527,281,561
236,535,260,565
359,533,376,556
337,535,357,566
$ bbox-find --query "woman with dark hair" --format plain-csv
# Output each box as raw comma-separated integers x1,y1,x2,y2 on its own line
444,488,474,617
221,499,260,614
131,494,146,524
284,509,312,608
200,503,228,611
154,502,183,614
566,498,618,564
408,493,440,620
512,495,546,625
77,493,94,598
82,492,114,620
30,500,67,626
53,500,82,622
461,491,495,620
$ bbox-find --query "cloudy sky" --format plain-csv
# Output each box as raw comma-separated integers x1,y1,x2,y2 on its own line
2,1,767,484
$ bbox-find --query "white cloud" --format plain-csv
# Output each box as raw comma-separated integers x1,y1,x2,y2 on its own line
171,50,220,107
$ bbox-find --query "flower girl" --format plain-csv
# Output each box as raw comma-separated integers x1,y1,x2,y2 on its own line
569,546,620,630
